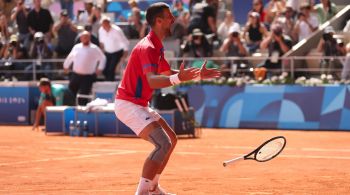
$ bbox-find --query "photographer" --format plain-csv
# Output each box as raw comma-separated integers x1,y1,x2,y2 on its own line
317,26,346,76
25,32,53,80
260,23,292,73
220,25,248,78
2,34,28,80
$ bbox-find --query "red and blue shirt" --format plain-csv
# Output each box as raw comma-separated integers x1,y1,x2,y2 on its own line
116,31,171,107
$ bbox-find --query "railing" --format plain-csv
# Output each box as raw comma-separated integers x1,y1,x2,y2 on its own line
0,55,349,82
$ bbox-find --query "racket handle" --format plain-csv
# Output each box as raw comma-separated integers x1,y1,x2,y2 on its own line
223,156,244,167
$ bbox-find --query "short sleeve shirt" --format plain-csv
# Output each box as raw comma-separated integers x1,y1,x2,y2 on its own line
116,31,171,107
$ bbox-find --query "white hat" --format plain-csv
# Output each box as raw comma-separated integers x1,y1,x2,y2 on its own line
324,26,335,34
229,25,240,34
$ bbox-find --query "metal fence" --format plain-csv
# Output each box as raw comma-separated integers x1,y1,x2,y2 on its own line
0,55,349,82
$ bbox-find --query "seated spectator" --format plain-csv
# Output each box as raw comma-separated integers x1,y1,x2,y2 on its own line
293,3,319,42
314,0,337,24
260,23,293,73
249,0,266,23
272,5,296,44
53,9,78,58
217,10,240,42
170,10,190,41
125,7,148,39
243,12,268,53
264,0,286,28
317,26,346,76
2,34,28,80
181,28,213,59
220,25,248,77
32,78,67,131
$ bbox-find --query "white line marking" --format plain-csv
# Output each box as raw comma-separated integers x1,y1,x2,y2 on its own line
0,150,137,167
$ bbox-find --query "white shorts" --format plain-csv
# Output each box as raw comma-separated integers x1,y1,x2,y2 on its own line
114,99,161,136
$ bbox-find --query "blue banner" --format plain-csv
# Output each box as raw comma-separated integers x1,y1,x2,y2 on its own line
181,85,350,130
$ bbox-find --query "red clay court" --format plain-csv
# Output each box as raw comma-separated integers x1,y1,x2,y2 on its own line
1,126,350,194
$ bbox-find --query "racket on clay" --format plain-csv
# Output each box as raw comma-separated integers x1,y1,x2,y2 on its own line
223,136,286,167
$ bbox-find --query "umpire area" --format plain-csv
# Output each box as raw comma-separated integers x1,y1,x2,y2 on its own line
0,126,350,194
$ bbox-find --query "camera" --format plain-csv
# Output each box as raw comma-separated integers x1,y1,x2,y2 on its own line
231,32,239,38
322,33,333,42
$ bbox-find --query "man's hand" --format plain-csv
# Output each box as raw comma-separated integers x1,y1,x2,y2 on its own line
178,61,200,82
200,60,221,80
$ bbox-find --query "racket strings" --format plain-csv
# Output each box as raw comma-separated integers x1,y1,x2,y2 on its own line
256,138,285,161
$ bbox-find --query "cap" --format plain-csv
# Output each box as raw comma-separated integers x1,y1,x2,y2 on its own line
271,23,283,35
101,15,111,23
300,2,311,9
60,9,68,16
324,26,335,34
34,32,44,40
192,28,203,36
229,25,240,34
9,34,18,43
250,12,260,18
39,77,51,86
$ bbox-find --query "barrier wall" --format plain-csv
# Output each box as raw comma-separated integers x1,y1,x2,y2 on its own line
178,85,350,130
0,82,40,125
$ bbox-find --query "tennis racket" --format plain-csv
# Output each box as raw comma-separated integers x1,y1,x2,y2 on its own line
223,136,286,167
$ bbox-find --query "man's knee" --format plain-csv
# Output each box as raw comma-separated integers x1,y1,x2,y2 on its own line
148,127,173,163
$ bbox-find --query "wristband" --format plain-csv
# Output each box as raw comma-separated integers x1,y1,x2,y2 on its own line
169,73,181,85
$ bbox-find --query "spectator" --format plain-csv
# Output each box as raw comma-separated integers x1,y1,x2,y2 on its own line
188,0,217,35
89,5,103,37
249,0,266,23
316,26,346,76
2,34,28,80
75,25,100,46
126,7,148,39
74,0,94,27
264,0,286,28
260,23,292,72
170,10,190,41
272,5,296,44
27,0,54,41
341,42,350,80
98,16,129,81
293,3,319,42
26,32,53,80
314,0,337,24
243,12,268,53
59,0,74,19
10,0,31,50
32,77,66,131
63,31,106,105
53,9,78,58
0,11,10,40
217,10,240,41
181,28,213,58
220,25,249,78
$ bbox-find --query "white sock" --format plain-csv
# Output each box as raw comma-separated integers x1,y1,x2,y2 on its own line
135,177,151,195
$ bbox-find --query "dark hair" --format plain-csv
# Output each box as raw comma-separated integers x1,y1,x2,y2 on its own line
146,2,170,27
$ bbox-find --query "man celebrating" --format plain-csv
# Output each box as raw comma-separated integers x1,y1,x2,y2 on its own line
114,2,220,195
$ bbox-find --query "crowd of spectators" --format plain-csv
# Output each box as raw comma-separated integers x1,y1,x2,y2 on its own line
0,0,349,81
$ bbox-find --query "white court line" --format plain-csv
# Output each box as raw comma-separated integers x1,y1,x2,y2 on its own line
0,150,136,167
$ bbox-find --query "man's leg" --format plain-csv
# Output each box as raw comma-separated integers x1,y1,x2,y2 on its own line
149,118,177,194
136,121,173,195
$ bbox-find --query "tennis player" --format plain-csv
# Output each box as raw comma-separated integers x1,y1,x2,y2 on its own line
114,2,221,195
